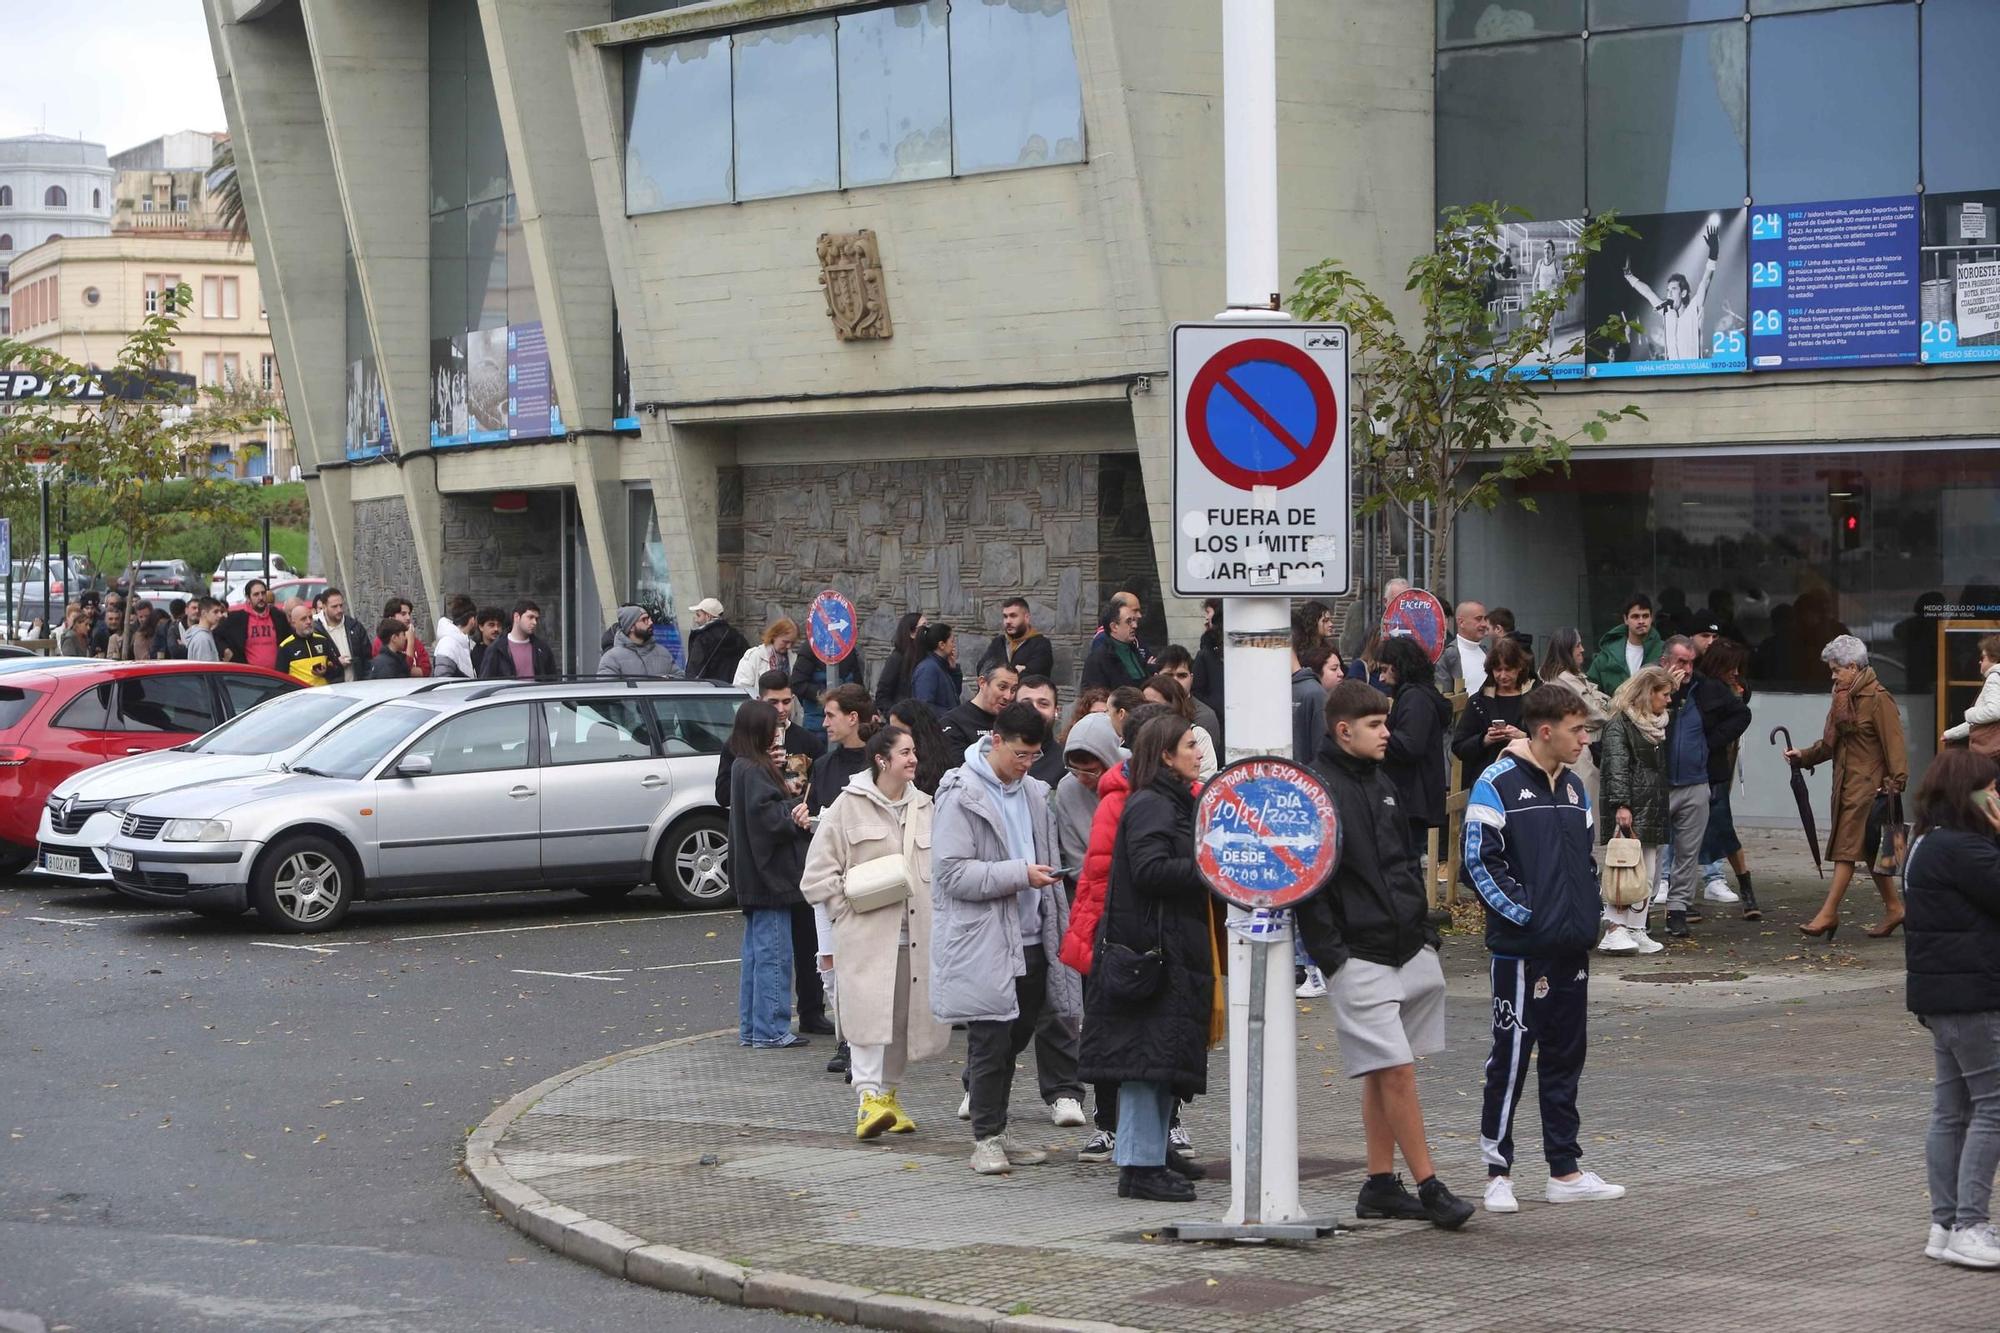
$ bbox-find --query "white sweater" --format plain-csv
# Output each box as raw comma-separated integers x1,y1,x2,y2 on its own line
1944,663,2000,742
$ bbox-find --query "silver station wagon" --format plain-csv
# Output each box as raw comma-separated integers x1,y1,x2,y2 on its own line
103,677,746,932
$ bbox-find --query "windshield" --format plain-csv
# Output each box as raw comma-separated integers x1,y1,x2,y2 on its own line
287,703,435,779
187,690,359,757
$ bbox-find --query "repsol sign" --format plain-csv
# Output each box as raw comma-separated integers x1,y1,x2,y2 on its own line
0,371,105,403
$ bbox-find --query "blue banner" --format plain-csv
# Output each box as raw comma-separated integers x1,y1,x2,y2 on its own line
1746,197,1920,370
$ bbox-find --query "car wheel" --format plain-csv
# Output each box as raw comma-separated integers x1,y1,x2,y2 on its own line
575,883,638,901
249,834,356,933
655,813,732,909
0,840,35,877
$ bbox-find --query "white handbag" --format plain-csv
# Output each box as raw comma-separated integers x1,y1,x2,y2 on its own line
843,812,919,914
1599,832,1648,908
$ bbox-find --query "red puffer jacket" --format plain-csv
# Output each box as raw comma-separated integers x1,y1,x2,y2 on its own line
1059,761,1132,975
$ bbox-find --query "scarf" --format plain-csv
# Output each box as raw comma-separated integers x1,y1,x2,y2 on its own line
1830,667,1874,729
1620,698,1666,745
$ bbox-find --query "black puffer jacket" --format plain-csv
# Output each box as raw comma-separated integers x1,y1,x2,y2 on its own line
1597,711,1668,846
1297,739,1439,973
1079,775,1215,1097
1384,681,1451,828
1692,673,1754,784
1904,829,2000,1016
1451,689,1526,786
727,761,812,912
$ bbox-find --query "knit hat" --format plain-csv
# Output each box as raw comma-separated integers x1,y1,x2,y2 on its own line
616,605,647,635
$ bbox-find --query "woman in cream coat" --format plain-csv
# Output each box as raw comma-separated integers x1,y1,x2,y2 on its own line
801,723,950,1138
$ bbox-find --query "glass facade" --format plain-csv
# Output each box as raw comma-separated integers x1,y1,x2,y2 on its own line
623,0,1085,214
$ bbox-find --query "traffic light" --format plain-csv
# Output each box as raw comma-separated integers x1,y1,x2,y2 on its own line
1828,473,1867,552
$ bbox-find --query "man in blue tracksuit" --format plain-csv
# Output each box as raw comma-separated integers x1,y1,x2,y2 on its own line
1463,683,1629,1215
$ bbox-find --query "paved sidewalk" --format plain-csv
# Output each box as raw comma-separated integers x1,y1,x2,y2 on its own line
467,836,1989,1332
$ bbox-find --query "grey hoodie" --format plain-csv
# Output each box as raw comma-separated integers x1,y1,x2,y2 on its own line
1052,713,1126,878
598,635,683,679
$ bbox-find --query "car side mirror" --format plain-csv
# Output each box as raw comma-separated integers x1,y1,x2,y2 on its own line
395,753,433,779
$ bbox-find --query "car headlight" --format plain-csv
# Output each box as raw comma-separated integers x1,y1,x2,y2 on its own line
163,819,231,842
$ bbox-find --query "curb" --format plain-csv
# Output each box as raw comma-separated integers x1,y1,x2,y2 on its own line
463,1029,1150,1333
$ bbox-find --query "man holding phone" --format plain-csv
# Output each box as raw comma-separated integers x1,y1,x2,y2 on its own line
931,703,1088,1175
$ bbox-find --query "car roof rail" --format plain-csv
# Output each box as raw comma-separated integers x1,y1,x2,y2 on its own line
460,672,658,702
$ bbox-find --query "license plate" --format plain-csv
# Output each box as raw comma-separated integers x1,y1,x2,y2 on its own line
44,852,80,875
108,849,133,872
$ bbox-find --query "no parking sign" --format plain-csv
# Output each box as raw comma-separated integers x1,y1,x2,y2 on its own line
1195,758,1340,913
807,589,858,664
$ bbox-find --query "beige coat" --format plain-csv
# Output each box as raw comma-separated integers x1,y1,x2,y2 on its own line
1797,668,1909,864
1553,669,1611,810
800,779,950,1058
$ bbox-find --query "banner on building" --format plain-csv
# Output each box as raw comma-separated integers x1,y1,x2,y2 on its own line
1921,190,2000,364
430,321,563,447
1746,196,1920,371
1465,218,1588,381
1584,207,1749,379
345,358,391,460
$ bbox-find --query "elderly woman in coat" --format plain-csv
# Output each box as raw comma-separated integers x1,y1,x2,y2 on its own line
801,724,949,1139
1786,634,1910,940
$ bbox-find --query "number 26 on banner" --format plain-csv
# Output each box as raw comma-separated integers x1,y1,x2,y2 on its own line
1751,310,1783,338
1922,320,1959,348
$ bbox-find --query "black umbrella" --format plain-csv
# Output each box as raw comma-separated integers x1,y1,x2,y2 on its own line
1769,725,1824,879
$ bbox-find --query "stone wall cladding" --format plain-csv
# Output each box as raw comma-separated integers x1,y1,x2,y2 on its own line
723,455,1105,693
351,498,428,635
438,491,567,660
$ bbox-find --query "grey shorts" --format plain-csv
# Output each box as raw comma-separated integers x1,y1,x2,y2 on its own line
1329,947,1447,1077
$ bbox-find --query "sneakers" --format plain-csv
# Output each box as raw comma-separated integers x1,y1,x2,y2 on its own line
855,1092,897,1140
1356,1174,1430,1221
1050,1096,1087,1128
884,1091,916,1134
1546,1170,1626,1203
1651,879,1669,906
1483,1176,1519,1214
1663,911,1691,939
1077,1129,1116,1162
1169,1124,1192,1152
997,1134,1048,1166
970,1136,1012,1175
1418,1176,1475,1231
1945,1223,2000,1269
1597,926,1639,955
1118,1166,1195,1202
1295,966,1328,998
1702,878,1741,904
826,1042,850,1075
1927,1223,1952,1261
1629,928,1666,955
956,1091,971,1121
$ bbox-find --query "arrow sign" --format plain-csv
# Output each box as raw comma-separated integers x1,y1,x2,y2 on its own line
807,589,858,664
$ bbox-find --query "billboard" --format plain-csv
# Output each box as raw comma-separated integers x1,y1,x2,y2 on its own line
1585,208,1749,378
1746,197,1920,370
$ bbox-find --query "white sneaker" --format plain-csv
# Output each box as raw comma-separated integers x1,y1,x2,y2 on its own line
970,1136,1011,1175
997,1134,1048,1166
1546,1170,1626,1203
1483,1176,1518,1214
1702,878,1741,904
1651,881,1669,906
956,1091,971,1121
1050,1096,1087,1128
1295,966,1327,998
1945,1223,2000,1269
1927,1223,1951,1260
1597,926,1639,956
1629,928,1666,955
1169,1124,1192,1152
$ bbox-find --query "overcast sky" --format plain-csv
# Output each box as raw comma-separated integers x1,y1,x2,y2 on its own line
1,0,226,155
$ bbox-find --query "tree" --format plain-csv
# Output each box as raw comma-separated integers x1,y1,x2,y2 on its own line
1290,203,1645,598
0,282,281,646
211,136,249,247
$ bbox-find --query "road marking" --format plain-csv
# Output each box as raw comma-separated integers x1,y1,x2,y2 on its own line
642,956,740,973
386,909,736,945
252,941,342,955
509,956,740,983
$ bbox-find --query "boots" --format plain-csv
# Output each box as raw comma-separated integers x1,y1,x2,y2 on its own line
1738,871,1761,921
1865,877,1905,938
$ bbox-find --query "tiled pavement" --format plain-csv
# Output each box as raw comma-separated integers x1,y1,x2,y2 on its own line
472,833,1993,1331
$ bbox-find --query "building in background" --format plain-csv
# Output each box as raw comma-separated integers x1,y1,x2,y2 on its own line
0,133,115,336
110,129,234,239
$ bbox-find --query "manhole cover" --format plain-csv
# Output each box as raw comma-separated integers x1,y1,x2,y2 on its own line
1135,1276,1331,1314
1625,970,1749,984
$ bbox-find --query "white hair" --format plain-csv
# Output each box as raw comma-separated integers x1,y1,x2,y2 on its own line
1820,634,1869,668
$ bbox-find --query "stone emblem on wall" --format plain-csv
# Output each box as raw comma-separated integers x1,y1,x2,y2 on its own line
817,230,892,342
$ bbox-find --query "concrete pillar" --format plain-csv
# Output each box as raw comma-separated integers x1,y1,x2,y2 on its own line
299,0,446,617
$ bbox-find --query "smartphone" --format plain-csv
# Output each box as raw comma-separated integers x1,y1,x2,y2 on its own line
1978,789,2000,816
1051,863,1082,879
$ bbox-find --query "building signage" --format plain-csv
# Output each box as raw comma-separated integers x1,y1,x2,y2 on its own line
0,371,105,403
1171,322,1351,597
1194,758,1340,912
1584,208,1750,379
1747,196,1920,370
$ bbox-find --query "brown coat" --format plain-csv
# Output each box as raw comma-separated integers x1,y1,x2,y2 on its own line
799,779,949,1059
1797,669,1908,863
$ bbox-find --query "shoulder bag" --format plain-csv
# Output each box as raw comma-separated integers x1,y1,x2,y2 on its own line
843,807,918,914
1599,831,1648,908
1094,844,1166,1005
1969,721,2000,761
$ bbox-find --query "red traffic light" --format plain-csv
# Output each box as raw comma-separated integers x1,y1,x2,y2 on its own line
1845,515,1859,531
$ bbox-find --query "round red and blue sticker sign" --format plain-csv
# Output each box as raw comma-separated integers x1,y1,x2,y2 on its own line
807,589,858,664
1381,588,1448,664
1195,758,1341,912
1183,338,1341,492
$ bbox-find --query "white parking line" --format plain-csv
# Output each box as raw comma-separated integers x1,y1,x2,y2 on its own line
509,956,739,983
252,941,342,955
386,909,737,945
642,956,739,972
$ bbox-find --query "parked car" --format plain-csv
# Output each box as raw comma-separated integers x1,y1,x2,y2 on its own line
234,576,327,612
37,678,478,884
210,552,297,603
104,678,747,931
0,660,300,875
0,657,94,674
15,556,104,625
113,559,205,598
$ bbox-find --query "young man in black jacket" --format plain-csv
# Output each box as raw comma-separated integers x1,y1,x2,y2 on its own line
1298,680,1474,1231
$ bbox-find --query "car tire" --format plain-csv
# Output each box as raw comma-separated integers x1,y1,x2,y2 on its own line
575,883,638,901
0,840,35,877
249,834,356,933
654,813,733,909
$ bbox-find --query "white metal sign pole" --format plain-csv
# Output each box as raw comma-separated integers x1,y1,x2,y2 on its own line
1216,0,1305,1234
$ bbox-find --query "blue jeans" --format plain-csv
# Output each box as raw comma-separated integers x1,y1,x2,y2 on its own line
739,908,796,1047
1114,1080,1175,1168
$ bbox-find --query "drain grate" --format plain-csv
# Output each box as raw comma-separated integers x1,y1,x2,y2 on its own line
1625,970,1749,984
1135,1276,1332,1314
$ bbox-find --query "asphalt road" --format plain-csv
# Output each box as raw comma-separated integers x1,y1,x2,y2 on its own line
0,875,814,1333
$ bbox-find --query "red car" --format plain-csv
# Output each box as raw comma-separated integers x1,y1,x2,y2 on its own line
0,660,299,874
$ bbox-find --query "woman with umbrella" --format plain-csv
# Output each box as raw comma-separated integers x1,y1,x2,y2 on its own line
1786,635,1909,940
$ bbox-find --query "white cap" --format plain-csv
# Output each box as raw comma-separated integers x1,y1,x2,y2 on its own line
689,597,725,618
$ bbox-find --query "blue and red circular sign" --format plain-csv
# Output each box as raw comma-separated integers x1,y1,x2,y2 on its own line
1184,338,1341,492
1194,758,1340,911
807,589,858,664
1381,589,1448,664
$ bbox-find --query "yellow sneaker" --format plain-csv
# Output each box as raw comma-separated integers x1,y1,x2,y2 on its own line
855,1092,897,1140
883,1091,917,1134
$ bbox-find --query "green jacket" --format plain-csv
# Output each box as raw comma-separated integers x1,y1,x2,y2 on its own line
1585,625,1662,695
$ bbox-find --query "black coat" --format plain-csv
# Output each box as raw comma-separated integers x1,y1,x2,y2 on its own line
1193,630,1225,752
1905,829,2000,1016
1451,689,1526,786
367,649,410,680
1383,681,1450,829
1691,673,1753,784
1598,711,1668,845
808,743,870,816
715,722,824,809
873,649,916,711
687,618,750,683
1080,634,1150,691
318,615,373,680
976,631,1055,681
727,760,812,912
215,605,285,664
1079,776,1215,1097
1297,740,1439,972
476,633,558,680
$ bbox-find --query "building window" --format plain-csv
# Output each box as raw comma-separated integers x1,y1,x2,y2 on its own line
1586,21,1746,214
44,186,66,208
623,0,1086,214
144,273,162,315
1751,5,1917,204
222,276,240,319
201,275,221,318
0,234,10,251
164,352,181,373
92,189,101,210
1922,0,2000,195
141,197,155,213
223,353,241,385
1439,0,1584,47
1590,0,1743,30
172,194,188,212
261,353,277,392
0,267,8,295
0,185,11,206
202,353,220,386
1437,38,1585,219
